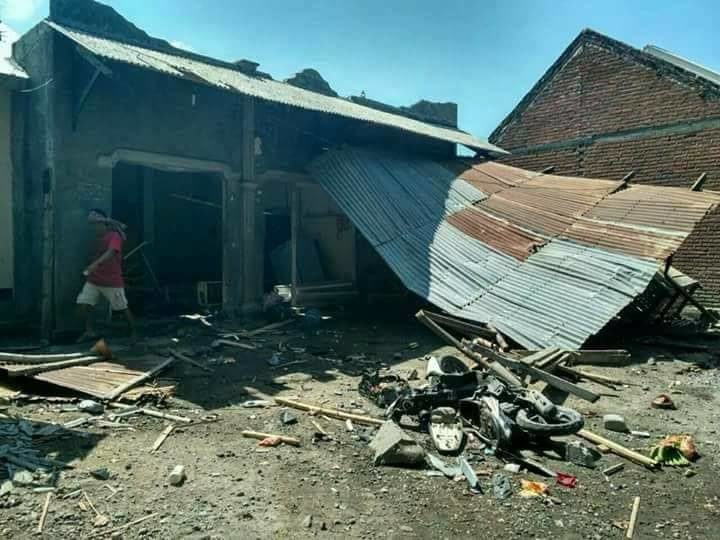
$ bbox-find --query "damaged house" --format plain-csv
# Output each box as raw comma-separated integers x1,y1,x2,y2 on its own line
4,0,719,350
489,29,720,306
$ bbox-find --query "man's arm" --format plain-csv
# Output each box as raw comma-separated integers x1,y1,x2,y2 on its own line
84,247,118,276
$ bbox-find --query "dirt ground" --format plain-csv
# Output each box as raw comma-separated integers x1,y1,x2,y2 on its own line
1,310,719,539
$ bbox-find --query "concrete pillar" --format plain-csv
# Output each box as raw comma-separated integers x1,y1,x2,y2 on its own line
240,182,263,312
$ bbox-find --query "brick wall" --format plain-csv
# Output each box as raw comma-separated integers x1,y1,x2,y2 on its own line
492,37,720,305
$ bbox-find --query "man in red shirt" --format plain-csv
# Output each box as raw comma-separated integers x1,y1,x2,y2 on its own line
76,209,136,342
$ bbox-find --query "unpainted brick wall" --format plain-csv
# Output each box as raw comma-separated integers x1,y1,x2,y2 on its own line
493,41,720,305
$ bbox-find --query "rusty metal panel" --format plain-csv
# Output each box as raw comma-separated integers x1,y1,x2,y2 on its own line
447,207,544,260
311,148,667,349
586,185,720,233
46,21,505,155
562,219,684,260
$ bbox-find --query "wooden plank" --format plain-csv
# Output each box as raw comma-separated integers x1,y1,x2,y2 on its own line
416,310,523,387
626,496,641,538
555,364,628,387
37,492,52,533
501,357,600,402
275,397,384,426
513,349,631,367
6,356,101,377
102,357,175,400
577,429,659,469
690,172,707,191
244,318,296,337
0,351,88,364
241,430,300,446
150,424,175,453
169,349,213,372
423,311,496,339
109,402,191,423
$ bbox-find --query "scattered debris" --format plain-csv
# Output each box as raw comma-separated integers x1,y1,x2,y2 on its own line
519,480,549,498
90,468,110,481
565,441,601,468
241,430,301,447
602,463,624,477
275,397,384,426
242,400,271,408
168,465,186,486
626,496,641,539
492,472,513,499
150,424,175,453
37,492,52,533
503,463,521,474
426,454,461,478
649,435,698,466
302,514,313,528
369,421,425,467
280,411,297,425
577,430,659,469
78,399,104,414
603,414,629,433
169,349,212,373
458,457,481,492
651,394,676,410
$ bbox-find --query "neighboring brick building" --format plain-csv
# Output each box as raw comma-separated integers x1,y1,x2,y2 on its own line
490,29,720,305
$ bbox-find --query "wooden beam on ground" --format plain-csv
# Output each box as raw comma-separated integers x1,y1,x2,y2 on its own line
0,351,91,364
626,496,641,539
102,357,175,400
275,397,384,426
243,318,296,337
150,424,175,453
555,364,628,387
422,311,496,339
109,402,191,423
416,310,523,387
690,172,708,191
500,356,600,402
512,349,630,367
241,430,300,446
577,429,659,469
169,349,214,372
6,356,101,377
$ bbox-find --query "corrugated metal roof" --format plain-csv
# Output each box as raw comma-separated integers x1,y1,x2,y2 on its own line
644,45,720,88
585,184,720,233
45,21,505,154
309,148,718,349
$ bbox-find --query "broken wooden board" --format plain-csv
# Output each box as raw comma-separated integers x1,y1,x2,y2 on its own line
32,355,175,400
512,349,631,367
2,356,101,377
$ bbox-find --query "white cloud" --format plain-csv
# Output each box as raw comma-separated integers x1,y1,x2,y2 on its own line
169,40,195,52
1,0,42,22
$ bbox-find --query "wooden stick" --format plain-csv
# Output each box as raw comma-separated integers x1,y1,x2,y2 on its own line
241,430,300,446
577,430,659,469
602,463,624,477
310,419,328,436
626,496,641,538
103,357,175,400
82,491,100,517
275,397,385,426
37,492,52,533
422,311,496,339
109,402,191,423
504,358,600,402
556,364,627,387
87,513,158,539
211,339,256,350
150,424,175,453
244,318,296,337
416,310,523,387
690,171,707,191
8,356,101,376
168,349,213,373
0,351,95,365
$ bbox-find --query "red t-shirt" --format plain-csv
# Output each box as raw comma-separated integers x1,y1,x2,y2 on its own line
87,231,124,287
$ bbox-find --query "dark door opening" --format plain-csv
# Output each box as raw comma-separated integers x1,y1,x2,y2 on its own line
111,163,223,315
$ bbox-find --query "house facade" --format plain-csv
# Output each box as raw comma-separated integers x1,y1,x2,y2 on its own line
11,0,501,337
490,29,720,305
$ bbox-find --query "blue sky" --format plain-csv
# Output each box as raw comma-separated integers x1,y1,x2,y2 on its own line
2,0,719,139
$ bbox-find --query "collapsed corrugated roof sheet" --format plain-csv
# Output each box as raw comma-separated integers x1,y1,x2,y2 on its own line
44,21,505,155
309,148,720,349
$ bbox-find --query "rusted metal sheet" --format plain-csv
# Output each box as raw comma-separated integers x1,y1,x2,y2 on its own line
32,355,173,400
447,207,544,260
46,21,505,155
562,219,684,261
310,148,686,349
585,185,720,233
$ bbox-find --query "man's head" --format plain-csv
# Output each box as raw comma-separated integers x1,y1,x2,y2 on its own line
88,208,108,236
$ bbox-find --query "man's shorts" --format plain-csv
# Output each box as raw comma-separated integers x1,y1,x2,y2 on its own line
76,282,129,311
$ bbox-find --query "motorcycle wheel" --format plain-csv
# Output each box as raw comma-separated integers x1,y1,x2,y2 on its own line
515,405,584,436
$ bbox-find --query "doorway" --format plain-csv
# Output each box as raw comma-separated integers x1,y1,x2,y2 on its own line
111,163,223,314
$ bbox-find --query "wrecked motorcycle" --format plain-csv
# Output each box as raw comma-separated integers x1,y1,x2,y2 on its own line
359,355,583,453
